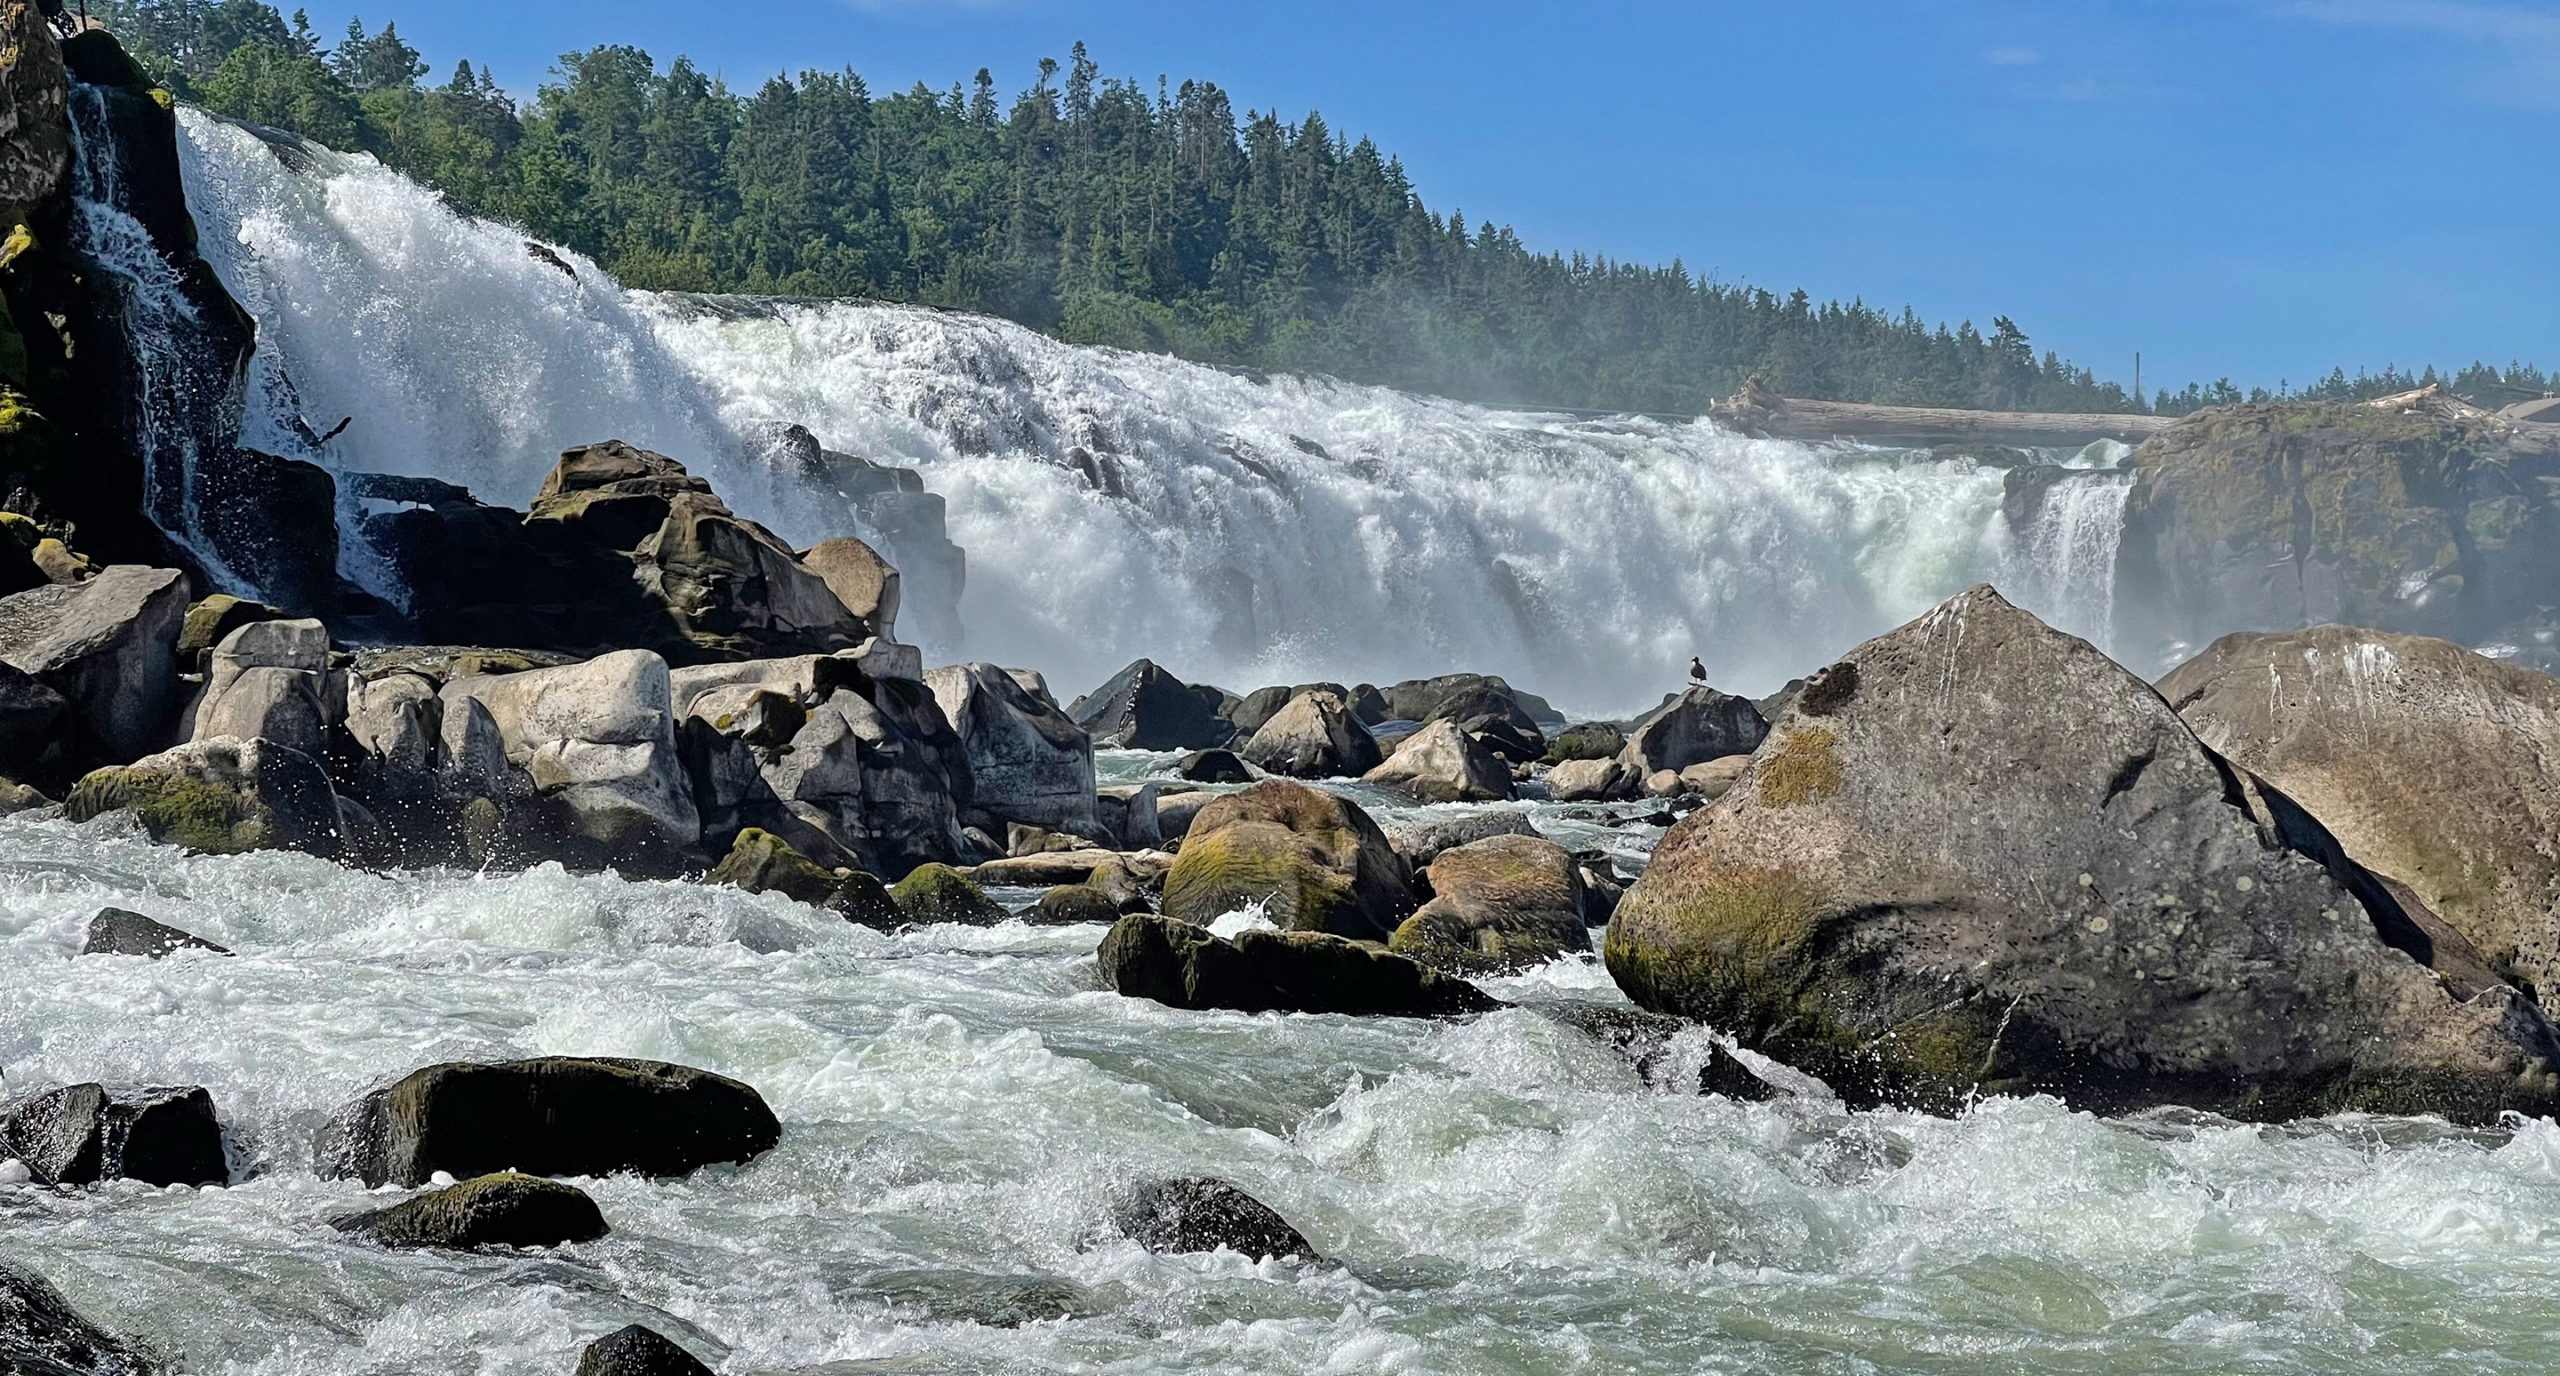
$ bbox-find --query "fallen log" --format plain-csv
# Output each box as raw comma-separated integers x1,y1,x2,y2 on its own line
1742,397,2173,448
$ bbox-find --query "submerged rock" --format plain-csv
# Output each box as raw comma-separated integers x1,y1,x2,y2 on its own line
1068,658,1234,751
1110,1176,1316,1261
67,737,342,857
80,908,229,959
316,1057,781,1188
1098,912,1500,1017
890,862,1007,926
1362,719,1514,803
2161,625,2560,999
0,1255,155,1376
1391,834,1592,974
1606,586,2560,1123
1239,689,1381,779
333,1172,609,1250
0,1083,225,1187
577,1324,715,1376
1161,780,1415,939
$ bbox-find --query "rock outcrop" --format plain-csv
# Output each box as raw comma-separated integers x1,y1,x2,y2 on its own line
1619,685,1768,775
333,1173,609,1250
1161,780,1415,939
0,564,185,763
800,536,901,642
1098,913,1501,1017
1606,586,2560,1123
1390,834,1591,974
316,1057,781,1188
927,662,1096,835
441,650,700,872
1110,1176,1315,1261
1362,719,1513,803
0,1082,225,1187
2159,625,2560,999
1238,689,1381,779
188,617,331,757
1068,658,1234,750
67,736,342,857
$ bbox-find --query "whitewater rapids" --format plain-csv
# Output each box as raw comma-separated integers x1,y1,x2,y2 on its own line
172,112,2135,713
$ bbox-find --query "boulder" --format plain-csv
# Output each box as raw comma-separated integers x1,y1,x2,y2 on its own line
66,737,342,857
1162,780,1416,938
1098,913,1502,1017
338,670,444,848
0,1082,225,1187
1110,1176,1315,1261
189,616,333,758
0,565,187,762
1606,586,2560,1122
0,659,65,777
927,662,1097,835
706,828,900,928
1618,685,1768,775
1546,757,1639,802
81,908,228,959
0,1256,153,1376
966,849,1164,888
2159,625,2560,999
1361,720,1514,803
1415,681,1549,762
442,650,701,872
1390,834,1592,974
1032,883,1122,925
799,536,900,641
174,593,283,669
1068,659,1233,750
1176,749,1251,783
333,1172,608,1250
315,1057,781,1188
1094,783,1161,850
1382,811,1538,875
1223,683,1346,738
0,0,68,230
1239,690,1381,779
1679,755,1753,800
1380,673,1518,724
578,1325,715,1376
1156,789,1217,840
889,862,1006,925
1543,722,1627,764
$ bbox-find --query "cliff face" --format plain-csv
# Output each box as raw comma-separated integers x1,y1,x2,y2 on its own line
2114,396,2560,673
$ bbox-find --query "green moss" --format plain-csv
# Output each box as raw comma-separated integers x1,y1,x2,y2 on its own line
0,224,34,272
708,828,842,906
1756,727,1844,808
1162,825,1364,935
890,862,1006,926
0,511,36,549
67,769,260,854
1604,862,1830,1022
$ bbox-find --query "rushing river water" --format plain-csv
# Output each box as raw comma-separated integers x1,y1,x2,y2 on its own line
11,762,2560,1375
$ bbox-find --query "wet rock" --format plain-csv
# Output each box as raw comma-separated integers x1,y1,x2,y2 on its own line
964,848,1143,888
1391,834,1592,974
66,737,342,857
0,565,187,762
333,1172,608,1250
2160,625,2560,998
338,670,444,850
0,779,48,814
1162,780,1416,939
0,1083,225,1187
1111,1176,1316,1261
1093,783,1162,850
1032,883,1123,925
1618,685,1768,775
577,1324,714,1376
0,1255,155,1376
1546,757,1639,802
1068,659,1234,750
1542,722,1626,764
928,661,1097,835
1362,720,1514,803
1535,1004,1777,1099
1239,689,1381,779
890,862,1007,925
1099,913,1502,1017
1383,810,1538,874
1414,680,1549,762
1176,748,1252,783
316,1057,781,1188
1607,586,2560,1122
864,1268,1098,1328
707,828,899,928
798,536,898,641
81,908,228,959
1222,683,1346,738
442,650,700,874
0,660,65,777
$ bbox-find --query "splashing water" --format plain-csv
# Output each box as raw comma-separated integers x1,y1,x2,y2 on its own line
2004,469,2135,647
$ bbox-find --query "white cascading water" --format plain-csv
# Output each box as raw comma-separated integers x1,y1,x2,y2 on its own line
166,111,2147,712
2002,468,2135,647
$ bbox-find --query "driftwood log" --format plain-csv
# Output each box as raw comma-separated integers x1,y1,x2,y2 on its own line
1710,381,2172,448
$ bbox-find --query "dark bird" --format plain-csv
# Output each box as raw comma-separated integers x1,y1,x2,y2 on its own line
1689,656,1709,685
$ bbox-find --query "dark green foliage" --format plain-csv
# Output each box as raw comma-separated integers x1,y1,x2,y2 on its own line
83,4,2555,419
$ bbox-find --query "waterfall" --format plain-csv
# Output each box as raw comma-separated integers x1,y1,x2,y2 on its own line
2005,469,2136,648
170,110,2135,714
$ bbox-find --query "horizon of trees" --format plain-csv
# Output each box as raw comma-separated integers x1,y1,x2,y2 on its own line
89,1,2559,420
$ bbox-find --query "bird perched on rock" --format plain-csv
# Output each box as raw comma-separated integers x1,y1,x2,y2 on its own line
1689,656,1709,685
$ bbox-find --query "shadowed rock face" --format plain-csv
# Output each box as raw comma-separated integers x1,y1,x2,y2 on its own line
0,1082,226,1187
2161,625,2560,1001
578,1324,715,1376
1606,585,2560,1124
1068,658,1233,751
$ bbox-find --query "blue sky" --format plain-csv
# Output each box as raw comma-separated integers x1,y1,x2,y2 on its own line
284,0,2557,399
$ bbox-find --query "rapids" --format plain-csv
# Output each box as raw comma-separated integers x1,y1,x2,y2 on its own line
170,112,2139,713
11,783,2560,1375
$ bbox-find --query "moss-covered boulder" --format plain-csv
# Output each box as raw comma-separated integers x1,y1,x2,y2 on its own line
1542,722,1626,764
1098,912,1501,1017
332,1172,608,1250
175,593,284,668
890,862,1007,925
1031,883,1121,925
710,828,901,929
66,738,341,857
1161,780,1415,939
1390,834,1591,974
2161,625,2560,1001
1607,585,2560,1123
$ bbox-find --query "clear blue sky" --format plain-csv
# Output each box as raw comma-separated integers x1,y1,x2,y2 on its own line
286,0,2557,399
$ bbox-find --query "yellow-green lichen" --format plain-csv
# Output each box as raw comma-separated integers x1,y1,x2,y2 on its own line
1756,727,1845,808
67,769,260,854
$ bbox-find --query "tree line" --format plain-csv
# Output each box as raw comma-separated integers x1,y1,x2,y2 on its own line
88,1,2556,420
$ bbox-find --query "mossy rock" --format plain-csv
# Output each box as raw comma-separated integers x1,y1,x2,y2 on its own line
67,767,270,854
1541,722,1626,764
709,828,843,905
1162,821,1368,935
890,862,1006,926
332,1172,609,1250
178,593,286,660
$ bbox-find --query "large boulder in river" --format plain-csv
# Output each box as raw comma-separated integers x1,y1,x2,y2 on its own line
317,1057,781,1188
2116,397,2560,674
707,827,899,928
0,1082,225,1187
579,1324,716,1376
441,650,701,872
1239,689,1381,779
1362,719,1513,803
1099,913,1500,1017
1545,757,1640,802
1618,685,1767,775
2160,625,2560,999
0,1255,155,1376
1390,834,1591,974
1067,659,1233,750
1162,780,1416,939
1110,1177,1316,1261
1382,810,1537,873
333,1172,609,1250
0,565,186,762
66,737,343,857
928,662,1096,835
1606,586,2560,1123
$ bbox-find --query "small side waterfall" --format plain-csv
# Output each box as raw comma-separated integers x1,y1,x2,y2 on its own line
2006,468,2135,647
